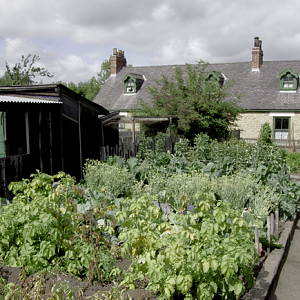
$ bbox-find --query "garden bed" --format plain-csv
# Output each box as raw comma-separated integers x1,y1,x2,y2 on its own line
0,219,290,300
1,139,300,299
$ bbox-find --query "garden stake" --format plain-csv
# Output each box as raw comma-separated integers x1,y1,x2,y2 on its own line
270,213,274,235
254,227,259,255
275,206,279,238
267,216,271,255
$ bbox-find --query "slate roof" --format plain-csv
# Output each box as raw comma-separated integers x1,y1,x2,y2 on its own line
93,60,300,111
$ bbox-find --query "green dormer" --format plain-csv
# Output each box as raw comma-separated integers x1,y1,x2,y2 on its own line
204,71,225,86
123,73,144,94
280,68,298,91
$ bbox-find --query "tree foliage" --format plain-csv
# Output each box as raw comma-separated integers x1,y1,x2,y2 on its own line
0,54,54,86
138,61,244,141
58,58,112,101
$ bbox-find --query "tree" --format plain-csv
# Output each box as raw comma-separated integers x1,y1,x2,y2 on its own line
97,58,111,85
138,61,244,141
0,54,54,85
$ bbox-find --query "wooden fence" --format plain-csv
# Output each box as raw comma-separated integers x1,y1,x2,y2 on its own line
100,136,183,161
243,138,300,152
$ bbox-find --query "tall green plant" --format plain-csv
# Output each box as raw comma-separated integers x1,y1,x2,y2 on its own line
258,122,273,145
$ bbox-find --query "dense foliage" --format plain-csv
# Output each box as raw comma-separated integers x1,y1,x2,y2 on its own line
1,172,119,283
118,195,257,299
1,136,300,299
138,61,245,141
287,152,300,173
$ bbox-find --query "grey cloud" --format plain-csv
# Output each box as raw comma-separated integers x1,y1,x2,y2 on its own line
1,0,300,83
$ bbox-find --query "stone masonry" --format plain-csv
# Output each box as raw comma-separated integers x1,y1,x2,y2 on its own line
235,112,300,140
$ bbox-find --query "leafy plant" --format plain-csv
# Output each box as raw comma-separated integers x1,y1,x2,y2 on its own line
287,152,300,173
258,122,273,145
1,171,118,284
117,194,258,300
83,159,133,197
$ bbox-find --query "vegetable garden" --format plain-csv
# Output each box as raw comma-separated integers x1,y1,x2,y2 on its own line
0,134,300,299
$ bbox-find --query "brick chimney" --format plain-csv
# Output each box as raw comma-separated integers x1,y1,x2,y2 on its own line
111,48,127,75
252,37,263,71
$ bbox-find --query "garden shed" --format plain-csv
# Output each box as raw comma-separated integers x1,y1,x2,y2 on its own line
0,84,118,199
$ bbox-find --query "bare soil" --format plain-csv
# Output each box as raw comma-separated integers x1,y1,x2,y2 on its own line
0,259,158,299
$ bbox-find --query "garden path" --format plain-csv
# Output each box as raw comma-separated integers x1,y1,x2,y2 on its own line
269,220,300,299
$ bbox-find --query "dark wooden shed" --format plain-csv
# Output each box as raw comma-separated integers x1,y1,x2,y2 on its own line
0,84,118,199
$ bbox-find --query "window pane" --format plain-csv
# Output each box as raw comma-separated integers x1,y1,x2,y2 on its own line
275,118,282,129
275,131,289,140
282,118,289,129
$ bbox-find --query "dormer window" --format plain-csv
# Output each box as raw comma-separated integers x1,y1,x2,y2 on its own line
123,73,144,94
204,71,225,86
280,68,298,91
283,75,294,88
126,80,135,93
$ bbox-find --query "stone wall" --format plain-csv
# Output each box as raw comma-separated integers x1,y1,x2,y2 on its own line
235,112,300,140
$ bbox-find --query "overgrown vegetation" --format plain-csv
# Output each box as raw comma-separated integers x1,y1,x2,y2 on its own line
1,135,300,299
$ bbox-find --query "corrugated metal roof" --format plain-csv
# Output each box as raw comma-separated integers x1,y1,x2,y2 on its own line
0,95,61,104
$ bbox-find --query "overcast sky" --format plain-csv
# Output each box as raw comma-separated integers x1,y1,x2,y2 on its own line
1,0,300,84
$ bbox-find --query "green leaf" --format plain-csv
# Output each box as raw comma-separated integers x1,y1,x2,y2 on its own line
203,260,210,273
234,281,244,297
211,259,218,271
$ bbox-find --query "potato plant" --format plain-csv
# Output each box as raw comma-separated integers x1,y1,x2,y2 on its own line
117,194,258,300
0,171,119,283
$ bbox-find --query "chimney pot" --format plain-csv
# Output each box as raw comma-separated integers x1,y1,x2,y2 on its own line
252,37,263,71
111,48,127,75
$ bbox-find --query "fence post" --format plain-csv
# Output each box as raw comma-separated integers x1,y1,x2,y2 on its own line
101,146,106,161
133,143,136,157
106,146,109,159
122,143,125,158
